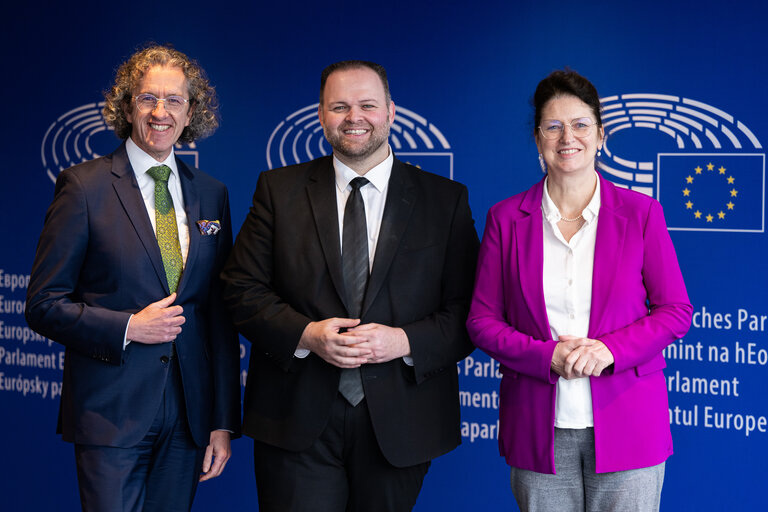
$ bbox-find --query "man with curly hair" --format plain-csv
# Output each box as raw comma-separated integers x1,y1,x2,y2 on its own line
26,44,240,512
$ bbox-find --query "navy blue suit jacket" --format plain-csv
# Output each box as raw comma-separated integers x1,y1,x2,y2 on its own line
26,143,241,448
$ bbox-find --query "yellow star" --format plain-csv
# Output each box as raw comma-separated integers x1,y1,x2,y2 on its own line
694,166,703,174
683,188,691,196
694,210,702,219
686,175,694,184
706,214,714,222
719,166,726,174
685,201,693,209
718,211,726,219
731,188,738,197
727,201,735,210
727,176,735,184
707,163,715,171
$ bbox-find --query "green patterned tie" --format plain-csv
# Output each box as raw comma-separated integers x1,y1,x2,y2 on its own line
146,165,183,293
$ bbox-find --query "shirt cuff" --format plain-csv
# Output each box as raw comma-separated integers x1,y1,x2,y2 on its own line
123,314,134,349
403,356,414,366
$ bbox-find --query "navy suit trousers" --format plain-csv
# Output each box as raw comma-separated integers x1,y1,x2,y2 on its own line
74,355,205,512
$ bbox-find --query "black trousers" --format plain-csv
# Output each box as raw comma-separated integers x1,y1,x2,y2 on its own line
254,394,430,512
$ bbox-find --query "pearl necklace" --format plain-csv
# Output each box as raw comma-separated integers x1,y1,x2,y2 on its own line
559,212,583,222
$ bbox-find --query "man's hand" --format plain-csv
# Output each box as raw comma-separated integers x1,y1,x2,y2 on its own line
126,293,185,344
199,430,231,482
552,334,614,379
348,323,410,364
298,318,371,368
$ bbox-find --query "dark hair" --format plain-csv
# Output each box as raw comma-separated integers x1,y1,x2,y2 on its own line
103,44,219,144
532,68,602,135
319,60,391,104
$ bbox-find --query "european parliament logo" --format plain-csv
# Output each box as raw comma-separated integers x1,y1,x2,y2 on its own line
266,104,454,180
598,94,765,233
41,101,199,184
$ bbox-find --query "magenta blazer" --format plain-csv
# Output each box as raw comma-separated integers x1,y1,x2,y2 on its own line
467,173,692,474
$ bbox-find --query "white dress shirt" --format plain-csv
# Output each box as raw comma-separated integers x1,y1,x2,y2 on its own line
123,138,190,347
295,149,412,365
333,152,392,267
541,173,601,428
126,137,190,263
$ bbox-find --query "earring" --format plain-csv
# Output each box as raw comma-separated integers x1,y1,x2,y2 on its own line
538,153,547,174
597,148,602,157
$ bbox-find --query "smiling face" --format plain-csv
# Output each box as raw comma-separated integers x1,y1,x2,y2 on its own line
318,67,395,173
125,65,192,161
536,95,604,178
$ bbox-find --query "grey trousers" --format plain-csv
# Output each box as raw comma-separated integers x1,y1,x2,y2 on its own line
510,428,665,512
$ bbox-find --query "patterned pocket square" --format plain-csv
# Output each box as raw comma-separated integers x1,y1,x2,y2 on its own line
196,220,221,235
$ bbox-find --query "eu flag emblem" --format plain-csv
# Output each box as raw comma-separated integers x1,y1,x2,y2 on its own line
657,153,765,232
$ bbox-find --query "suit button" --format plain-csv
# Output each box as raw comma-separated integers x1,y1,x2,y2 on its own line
160,355,170,364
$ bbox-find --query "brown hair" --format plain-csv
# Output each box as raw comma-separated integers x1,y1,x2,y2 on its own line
103,44,219,144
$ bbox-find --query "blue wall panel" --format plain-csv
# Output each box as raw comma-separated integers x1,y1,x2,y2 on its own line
2,1,766,509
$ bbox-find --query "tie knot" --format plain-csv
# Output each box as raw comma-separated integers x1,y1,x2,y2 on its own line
349,177,369,191
147,165,172,183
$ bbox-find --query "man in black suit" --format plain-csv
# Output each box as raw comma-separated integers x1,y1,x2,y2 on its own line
221,60,479,511
25,45,240,511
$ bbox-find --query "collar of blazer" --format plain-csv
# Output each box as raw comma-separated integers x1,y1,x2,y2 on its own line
306,156,417,319
109,142,201,297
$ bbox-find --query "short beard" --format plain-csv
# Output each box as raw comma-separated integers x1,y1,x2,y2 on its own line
325,123,390,162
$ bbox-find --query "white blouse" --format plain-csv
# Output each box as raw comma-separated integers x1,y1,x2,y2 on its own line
541,174,601,428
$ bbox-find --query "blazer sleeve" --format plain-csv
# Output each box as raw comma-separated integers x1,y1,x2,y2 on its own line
466,205,559,384
401,185,480,383
207,186,243,435
599,199,693,373
25,170,130,365
220,172,312,371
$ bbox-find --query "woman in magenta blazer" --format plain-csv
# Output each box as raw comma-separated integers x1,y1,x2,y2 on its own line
467,70,692,511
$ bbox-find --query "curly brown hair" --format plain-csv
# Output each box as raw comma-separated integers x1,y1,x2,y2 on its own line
103,44,219,144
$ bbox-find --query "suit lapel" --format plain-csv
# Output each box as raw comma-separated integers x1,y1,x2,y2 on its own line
110,144,168,291
176,158,200,296
517,179,551,340
362,159,415,317
306,159,350,314
589,175,627,338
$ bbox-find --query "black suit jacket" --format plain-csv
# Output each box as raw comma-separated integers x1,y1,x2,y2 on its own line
221,156,478,467
26,143,241,448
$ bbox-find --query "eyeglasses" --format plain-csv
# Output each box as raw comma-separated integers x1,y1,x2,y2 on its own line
538,118,597,139
133,93,189,114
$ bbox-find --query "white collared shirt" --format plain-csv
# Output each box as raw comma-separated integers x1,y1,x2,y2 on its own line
295,148,413,365
333,150,393,268
123,138,191,348
541,173,601,428
126,137,190,264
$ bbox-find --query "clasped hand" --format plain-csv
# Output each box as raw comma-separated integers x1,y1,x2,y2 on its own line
298,318,410,368
551,334,614,379
126,293,185,344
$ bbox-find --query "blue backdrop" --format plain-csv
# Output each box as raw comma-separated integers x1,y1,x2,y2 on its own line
2,1,766,510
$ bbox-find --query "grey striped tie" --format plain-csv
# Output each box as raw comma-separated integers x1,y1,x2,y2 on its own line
339,177,369,406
